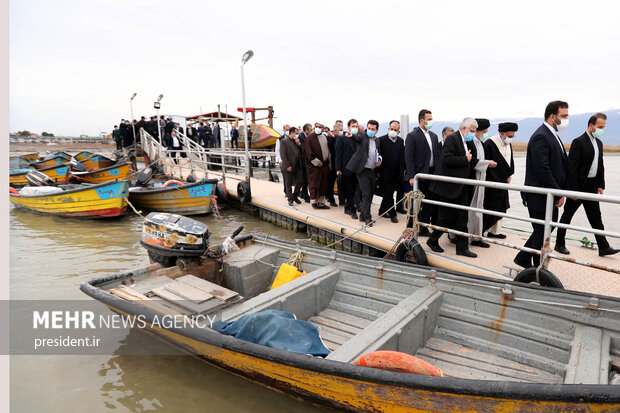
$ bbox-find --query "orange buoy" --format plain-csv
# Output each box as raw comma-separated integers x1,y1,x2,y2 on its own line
353,351,444,376
163,180,184,188
9,187,19,194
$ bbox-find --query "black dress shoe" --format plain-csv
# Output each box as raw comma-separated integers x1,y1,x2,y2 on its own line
365,220,373,227
288,200,294,206
359,214,365,222
351,212,358,220
599,247,620,257
487,232,507,239
390,216,399,223
311,204,320,209
418,227,430,237
426,240,444,253
303,197,311,203
456,249,477,258
329,201,338,207
396,208,408,215
554,245,570,255
448,236,457,245
513,256,531,268
318,204,330,209
471,240,490,248
293,197,302,204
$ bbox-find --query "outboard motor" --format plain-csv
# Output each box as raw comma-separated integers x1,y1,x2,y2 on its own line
135,166,154,187
25,170,56,187
140,212,211,267
70,160,87,172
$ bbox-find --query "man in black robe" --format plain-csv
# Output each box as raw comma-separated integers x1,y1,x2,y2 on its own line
377,120,405,223
483,122,517,238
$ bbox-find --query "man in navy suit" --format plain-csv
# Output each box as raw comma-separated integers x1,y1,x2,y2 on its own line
405,109,442,235
554,113,619,257
514,101,570,268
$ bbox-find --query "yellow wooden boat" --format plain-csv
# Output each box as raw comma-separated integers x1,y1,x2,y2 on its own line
32,156,67,170
79,154,116,170
10,180,129,218
20,152,39,162
128,179,218,215
70,162,132,184
238,124,281,149
81,233,620,412
9,168,31,188
74,151,94,162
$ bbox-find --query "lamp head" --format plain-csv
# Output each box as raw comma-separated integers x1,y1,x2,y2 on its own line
130,93,137,100
156,94,164,102
241,50,254,64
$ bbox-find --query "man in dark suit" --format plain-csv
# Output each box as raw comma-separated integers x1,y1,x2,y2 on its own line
406,109,442,235
426,118,478,257
514,101,570,268
377,120,405,223
335,119,359,219
346,119,382,226
297,123,312,202
554,113,618,257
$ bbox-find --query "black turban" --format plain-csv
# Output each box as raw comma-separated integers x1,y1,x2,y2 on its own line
475,118,490,131
498,122,518,133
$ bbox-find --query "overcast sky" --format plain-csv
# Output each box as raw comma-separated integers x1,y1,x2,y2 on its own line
9,0,620,136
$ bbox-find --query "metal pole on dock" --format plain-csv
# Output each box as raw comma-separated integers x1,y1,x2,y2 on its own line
154,94,163,145
241,50,254,181
400,113,410,141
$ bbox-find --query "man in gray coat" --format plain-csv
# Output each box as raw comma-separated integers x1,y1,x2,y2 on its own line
280,127,303,206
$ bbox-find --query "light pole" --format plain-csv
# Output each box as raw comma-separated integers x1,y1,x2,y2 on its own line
154,94,163,144
130,93,137,146
241,49,254,180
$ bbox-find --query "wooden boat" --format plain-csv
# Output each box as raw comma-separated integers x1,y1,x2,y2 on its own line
74,151,94,162
37,163,71,184
81,232,620,412
10,180,129,218
32,156,67,170
9,169,31,188
70,162,132,184
239,124,280,149
79,154,116,170
18,152,39,162
128,179,218,215
51,151,71,161
9,156,30,170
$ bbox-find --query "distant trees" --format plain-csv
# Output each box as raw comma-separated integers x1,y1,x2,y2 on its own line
41,131,54,137
17,130,30,136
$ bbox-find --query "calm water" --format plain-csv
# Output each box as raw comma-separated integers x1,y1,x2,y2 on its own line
9,155,620,412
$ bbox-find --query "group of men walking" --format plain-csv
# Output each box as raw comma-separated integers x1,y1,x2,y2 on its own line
276,101,617,261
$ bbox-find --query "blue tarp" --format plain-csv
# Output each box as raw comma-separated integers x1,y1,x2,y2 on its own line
213,310,330,356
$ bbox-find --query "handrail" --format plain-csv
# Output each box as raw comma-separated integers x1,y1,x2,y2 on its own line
413,173,620,275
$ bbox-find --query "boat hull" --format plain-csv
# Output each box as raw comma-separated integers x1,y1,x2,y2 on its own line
20,152,39,162
79,155,116,170
33,157,66,170
70,162,132,184
128,179,217,215
74,151,94,162
39,163,71,184
10,180,129,218
9,169,30,188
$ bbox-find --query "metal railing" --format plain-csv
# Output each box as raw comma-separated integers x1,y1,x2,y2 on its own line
413,173,620,275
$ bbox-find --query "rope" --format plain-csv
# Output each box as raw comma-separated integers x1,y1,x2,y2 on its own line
287,250,304,268
403,190,425,234
123,196,143,217
211,195,224,224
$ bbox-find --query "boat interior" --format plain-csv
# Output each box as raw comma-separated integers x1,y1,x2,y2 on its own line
97,236,620,386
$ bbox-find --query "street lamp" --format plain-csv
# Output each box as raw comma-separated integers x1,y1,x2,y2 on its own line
130,93,137,146
154,94,163,144
240,50,254,180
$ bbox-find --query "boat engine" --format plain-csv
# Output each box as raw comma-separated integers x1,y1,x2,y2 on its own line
140,212,211,267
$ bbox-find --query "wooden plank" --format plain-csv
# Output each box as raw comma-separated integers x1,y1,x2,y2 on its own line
308,315,362,336
318,308,374,330
110,286,179,316
164,281,213,303
176,274,239,301
152,286,223,314
131,275,176,295
150,296,192,315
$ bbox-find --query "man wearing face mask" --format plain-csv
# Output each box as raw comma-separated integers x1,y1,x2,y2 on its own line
377,120,405,223
298,123,313,202
554,113,618,257
276,124,291,196
336,119,360,219
483,122,517,238
323,125,338,207
333,120,346,206
302,122,332,209
426,118,478,258
514,101,569,268
280,127,304,206
346,120,382,226
467,118,497,248
405,109,442,234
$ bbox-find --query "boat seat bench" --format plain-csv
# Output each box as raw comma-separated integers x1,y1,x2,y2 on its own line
222,265,341,322
564,326,611,384
326,286,443,362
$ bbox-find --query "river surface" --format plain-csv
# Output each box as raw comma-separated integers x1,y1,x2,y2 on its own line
9,155,620,412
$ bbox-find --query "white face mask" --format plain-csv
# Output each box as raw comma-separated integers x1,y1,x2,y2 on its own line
388,130,398,139
314,127,322,135
504,137,513,144
556,117,569,131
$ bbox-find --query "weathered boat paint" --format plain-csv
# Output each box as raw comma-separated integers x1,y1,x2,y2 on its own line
79,154,116,170
128,179,218,215
70,162,132,184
